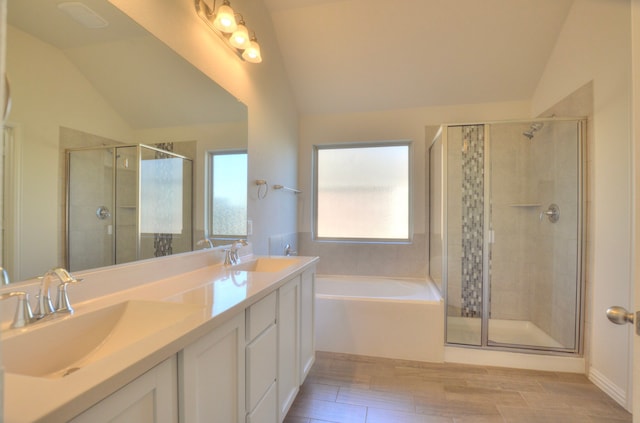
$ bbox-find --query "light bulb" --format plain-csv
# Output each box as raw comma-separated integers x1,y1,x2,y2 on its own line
213,3,237,33
230,23,250,49
242,39,262,63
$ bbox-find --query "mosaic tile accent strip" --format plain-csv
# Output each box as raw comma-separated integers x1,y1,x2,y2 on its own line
461,125,484,317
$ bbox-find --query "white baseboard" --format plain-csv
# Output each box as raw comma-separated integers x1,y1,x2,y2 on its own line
588,366,628,409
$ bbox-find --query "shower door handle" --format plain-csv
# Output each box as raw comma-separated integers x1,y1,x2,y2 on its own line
539,204,560,223
606,306,640,335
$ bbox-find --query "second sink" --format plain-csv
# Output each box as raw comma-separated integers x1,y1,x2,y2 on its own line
230,257,299,272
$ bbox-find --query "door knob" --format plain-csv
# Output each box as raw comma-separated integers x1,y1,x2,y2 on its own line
606,306,640,335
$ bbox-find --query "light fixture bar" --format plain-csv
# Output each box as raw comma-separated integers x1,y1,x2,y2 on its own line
194,0,262,63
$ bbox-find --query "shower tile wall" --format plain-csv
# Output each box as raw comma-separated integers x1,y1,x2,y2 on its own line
115,146,139,265
67,148,114,271
298,232,426,277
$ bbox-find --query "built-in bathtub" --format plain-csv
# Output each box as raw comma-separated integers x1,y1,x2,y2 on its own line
315,275,444,362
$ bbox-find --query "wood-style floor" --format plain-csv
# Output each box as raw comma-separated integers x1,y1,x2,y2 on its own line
284,352,632,423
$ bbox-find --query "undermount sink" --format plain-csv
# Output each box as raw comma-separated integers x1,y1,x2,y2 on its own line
231,257,299,272
1,300,202,379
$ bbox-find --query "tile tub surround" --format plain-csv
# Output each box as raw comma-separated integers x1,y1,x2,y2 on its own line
285,352,632,423
298,232,427,278
0,248,318,422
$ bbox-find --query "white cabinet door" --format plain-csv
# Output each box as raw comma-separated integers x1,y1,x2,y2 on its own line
277,277,300,421
180,313,246,423
71,356,178,423
246,323,277,412
246,382,277,423
299,267,315,384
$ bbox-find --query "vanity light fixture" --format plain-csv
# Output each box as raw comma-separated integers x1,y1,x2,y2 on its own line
229,17,251,49
241,35,262,64
212,0,237,32
195,0,263,63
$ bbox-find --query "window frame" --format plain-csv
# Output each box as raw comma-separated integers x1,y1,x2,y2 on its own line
312,141,413,243
206,149,248,241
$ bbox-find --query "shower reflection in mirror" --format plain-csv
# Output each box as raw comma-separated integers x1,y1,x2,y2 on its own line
66,143,193,272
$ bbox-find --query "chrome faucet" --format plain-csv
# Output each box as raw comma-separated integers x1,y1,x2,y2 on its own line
224,240,248,265
196,238,214,249
0,267,10,285
35,267,83,317
0,291,35,328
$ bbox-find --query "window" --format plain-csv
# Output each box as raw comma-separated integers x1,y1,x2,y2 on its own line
207,151,248,239
314,143,411,241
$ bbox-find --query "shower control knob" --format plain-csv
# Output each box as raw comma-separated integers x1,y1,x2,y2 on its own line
96,206,111,220
539,203,560,223
606,306,640,336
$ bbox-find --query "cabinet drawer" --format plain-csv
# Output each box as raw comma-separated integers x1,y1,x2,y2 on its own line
246,382,276,423
246,323,277,412
246,291,276,341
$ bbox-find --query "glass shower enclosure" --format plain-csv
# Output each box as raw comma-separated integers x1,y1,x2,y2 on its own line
429,119,585,353
66,144,193,272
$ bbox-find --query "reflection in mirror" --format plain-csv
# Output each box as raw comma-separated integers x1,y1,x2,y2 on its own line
3,0,248,282
208,151,248,242
67,144,193,271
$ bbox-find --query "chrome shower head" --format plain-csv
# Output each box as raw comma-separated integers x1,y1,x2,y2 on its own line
530,122,544,131
523,122,544,139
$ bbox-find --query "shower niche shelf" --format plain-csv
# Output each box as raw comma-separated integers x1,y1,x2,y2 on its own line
507,203,541,208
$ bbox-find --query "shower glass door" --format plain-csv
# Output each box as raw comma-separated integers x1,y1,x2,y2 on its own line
487,120,583,351
67,148,115,271
436,119,584,353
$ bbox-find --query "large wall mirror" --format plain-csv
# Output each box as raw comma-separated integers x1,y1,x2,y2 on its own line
3,0,248,283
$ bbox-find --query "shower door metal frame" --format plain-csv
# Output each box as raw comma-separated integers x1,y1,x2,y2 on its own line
433,118,587,356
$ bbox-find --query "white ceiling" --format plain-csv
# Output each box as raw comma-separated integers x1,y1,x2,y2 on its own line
264,0,575,115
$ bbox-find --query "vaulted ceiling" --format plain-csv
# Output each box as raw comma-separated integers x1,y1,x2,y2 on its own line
264,0,575,115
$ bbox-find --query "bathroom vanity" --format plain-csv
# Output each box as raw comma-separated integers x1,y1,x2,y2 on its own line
0,249,317,423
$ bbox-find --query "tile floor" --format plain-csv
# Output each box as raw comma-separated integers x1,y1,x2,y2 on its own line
284,352,632,423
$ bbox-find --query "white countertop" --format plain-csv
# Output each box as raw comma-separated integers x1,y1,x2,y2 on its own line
2,254,318,423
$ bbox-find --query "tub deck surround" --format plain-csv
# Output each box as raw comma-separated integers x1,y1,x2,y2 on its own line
0,251,318,423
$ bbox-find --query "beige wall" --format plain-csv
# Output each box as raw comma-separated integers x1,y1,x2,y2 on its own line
6,25,135,280
532,0,633,409
108,0,299,256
